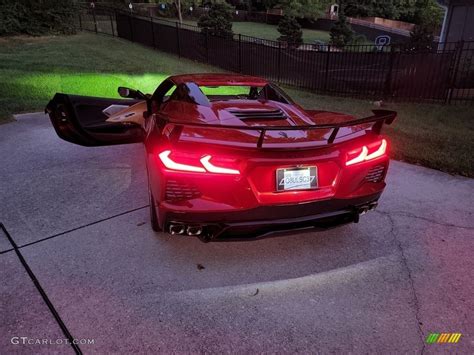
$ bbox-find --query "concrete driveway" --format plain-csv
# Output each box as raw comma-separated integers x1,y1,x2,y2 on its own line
1,113,473,354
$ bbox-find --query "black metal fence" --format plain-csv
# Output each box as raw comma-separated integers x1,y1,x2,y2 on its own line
77,7,474,104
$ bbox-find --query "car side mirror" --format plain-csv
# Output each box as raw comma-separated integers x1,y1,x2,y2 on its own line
118,86,145,99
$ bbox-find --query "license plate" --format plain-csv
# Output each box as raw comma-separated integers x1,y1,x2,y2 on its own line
276,166,318,191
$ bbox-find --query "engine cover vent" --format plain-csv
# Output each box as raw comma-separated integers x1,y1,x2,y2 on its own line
227,108,287,120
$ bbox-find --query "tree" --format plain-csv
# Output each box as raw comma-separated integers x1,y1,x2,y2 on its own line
153,0,192,24
277,0,331,19
329,9,354,47
344,0,400,19
343,0,444,28
277,15,303,48
408,0,440,50
197,2,233,38
0,0,77,35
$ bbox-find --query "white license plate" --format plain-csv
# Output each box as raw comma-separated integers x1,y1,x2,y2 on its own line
276,167,318,191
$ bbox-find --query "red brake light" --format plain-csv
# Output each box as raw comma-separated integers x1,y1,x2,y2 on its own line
345,139,387,166
158,150,206,172
365,139,387,160
346,146,368,166
200,155,240,175
158,151,240,174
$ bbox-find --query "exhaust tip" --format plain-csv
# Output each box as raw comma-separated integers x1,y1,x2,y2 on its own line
169,224,185,235
187,225,203,236
359,206,369,215
369,201,378,210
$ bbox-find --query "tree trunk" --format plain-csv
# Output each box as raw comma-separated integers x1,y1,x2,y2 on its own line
176,0,183,24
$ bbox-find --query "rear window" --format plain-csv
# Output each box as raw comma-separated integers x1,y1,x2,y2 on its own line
161,82,294,106
200,85,263,101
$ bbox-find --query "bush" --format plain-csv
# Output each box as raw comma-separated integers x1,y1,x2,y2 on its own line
277,16,303,48
329,11,354,48
0,0,77,36
408,0,437,51
409,25,434,51
197,2,233,38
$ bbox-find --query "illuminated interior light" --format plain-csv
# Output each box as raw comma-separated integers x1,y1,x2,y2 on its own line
158,150,206,172
200,155,240,175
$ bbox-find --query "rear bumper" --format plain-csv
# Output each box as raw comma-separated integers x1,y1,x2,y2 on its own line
163,192,382,241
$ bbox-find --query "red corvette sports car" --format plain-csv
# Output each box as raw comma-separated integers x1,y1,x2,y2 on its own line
46,73,396,241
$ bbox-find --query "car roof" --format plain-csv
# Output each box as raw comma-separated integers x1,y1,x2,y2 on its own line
168,73,268,86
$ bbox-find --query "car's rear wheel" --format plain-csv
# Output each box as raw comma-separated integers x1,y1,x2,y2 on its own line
149,188,161,232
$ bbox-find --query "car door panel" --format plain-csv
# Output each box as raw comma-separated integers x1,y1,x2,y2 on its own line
46,93,144,146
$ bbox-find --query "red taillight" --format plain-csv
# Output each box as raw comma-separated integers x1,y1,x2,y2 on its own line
158,150,240,175
345,139,387,166
200,155,240,175
346,146,368,166
158,150,206,172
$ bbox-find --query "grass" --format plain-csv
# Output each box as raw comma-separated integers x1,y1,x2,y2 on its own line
162,18,331,43
0,34,222,124
0,33,472,177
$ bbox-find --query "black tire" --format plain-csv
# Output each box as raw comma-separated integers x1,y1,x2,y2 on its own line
149,189,161,232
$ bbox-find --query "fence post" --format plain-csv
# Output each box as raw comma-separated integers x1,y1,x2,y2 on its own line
323,45,331,91
239,34,242,73
384,46,396,98
447,41,464,104
176,22,181,57
92,7,98,33
110,13,115,36
129,13,134,41
277,41,282,83
78,13,82,31
205,31,209,63
150,16,156,48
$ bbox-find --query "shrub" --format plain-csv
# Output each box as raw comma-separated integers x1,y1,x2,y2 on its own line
197,2,233,38
0,0,77,36
329,10,354,48
408,0,437,51
277,15,303,48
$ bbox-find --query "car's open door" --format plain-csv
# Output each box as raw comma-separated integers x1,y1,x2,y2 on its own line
45,93,145,146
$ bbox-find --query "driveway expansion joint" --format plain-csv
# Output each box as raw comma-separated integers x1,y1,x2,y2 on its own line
16,205,149,251
1,223,83,355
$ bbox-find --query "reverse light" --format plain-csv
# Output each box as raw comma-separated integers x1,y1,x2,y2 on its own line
200,155,240,175
158,150,206,172
345,139,387,166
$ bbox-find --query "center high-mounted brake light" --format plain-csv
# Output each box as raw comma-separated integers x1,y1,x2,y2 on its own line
345,139,387,166
158,150,240,174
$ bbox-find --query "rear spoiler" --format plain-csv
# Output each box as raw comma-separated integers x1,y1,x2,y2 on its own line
162,109,396,149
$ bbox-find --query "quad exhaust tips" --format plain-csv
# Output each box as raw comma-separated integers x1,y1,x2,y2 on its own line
168,223,203,236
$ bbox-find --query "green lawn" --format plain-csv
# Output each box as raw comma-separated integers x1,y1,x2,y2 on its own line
0,33,472,176
163,18,331,43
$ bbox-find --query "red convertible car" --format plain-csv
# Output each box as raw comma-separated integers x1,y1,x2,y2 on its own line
46,74,396,241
